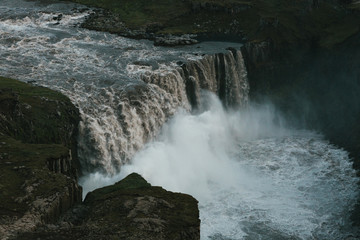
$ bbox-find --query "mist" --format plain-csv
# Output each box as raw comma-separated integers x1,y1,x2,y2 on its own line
80,92,290,200
80,92,358,239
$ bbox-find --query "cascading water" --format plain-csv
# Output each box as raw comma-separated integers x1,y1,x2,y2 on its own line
0,1,359,239
0,0,245,173
81,94,359,239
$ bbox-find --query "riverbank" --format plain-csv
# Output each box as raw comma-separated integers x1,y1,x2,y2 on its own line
63,0,360,48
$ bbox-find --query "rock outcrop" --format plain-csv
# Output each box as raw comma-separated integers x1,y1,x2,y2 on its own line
0,77,82,240
17,173,200,240
154,34,198,46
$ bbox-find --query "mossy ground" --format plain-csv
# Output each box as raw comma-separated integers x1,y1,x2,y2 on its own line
83,173,199,240
67,0,360,48
0,135,69,219
84,173,151,203
17,173,200,239
0,77,79,146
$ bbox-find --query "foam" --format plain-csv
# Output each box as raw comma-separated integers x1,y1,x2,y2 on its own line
81,95,359,239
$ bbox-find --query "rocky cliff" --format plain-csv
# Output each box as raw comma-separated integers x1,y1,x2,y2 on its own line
4,0,360,235
0,77,82,239
16,173,200,240
0,78,201,239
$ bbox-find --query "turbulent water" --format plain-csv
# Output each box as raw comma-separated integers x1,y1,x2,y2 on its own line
82,95,359,239
0,1,359,239
0,0,246,173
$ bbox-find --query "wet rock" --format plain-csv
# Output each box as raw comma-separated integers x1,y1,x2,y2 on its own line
53,14,63,21
154,35,198,47
83,173,200,239
0,77,82,240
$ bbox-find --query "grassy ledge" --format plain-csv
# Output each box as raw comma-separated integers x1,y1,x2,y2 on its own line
62,0,360,48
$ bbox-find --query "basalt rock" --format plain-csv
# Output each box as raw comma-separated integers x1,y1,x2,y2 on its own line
17,173,200,240
0,77,81,177
154,34,198,46
0,77,82,240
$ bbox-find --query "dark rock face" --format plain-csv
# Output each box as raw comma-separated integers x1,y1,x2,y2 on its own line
70,0,360,49
81,9,137,37
81,10,200,46
83,173,200,240
17,173,200,240
0,77,81,176
240,35,360,225
154,34,198,46
0,77,82,239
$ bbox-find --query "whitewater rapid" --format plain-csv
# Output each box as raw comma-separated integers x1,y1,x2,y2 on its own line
1,1,359,239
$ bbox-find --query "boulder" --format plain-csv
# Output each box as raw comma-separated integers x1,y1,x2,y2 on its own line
16,173,200,240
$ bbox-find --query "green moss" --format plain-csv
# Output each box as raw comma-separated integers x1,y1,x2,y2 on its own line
85,173,151,203
84,173,151,204
0,135,70,218
0,77,68,102
0,76,79,146
0,77,81,221
71,0,191,28
67,0,360,48
81,173,199,239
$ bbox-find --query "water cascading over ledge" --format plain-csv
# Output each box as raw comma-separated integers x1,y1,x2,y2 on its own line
79,49,249,174
179,48,249,110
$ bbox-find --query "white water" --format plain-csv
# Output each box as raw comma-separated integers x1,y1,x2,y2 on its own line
80,94,359,240
1,1,359,239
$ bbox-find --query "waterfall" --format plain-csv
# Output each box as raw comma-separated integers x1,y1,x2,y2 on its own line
0,0,248,175
180,48,249,109
78,49,250,174
1,3,359,238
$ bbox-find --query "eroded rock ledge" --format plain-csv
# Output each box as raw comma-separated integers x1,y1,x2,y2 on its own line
17,173,200,240
0,77,82,239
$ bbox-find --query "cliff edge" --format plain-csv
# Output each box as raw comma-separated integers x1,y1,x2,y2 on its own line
17,173,200,240
0,77,82,239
